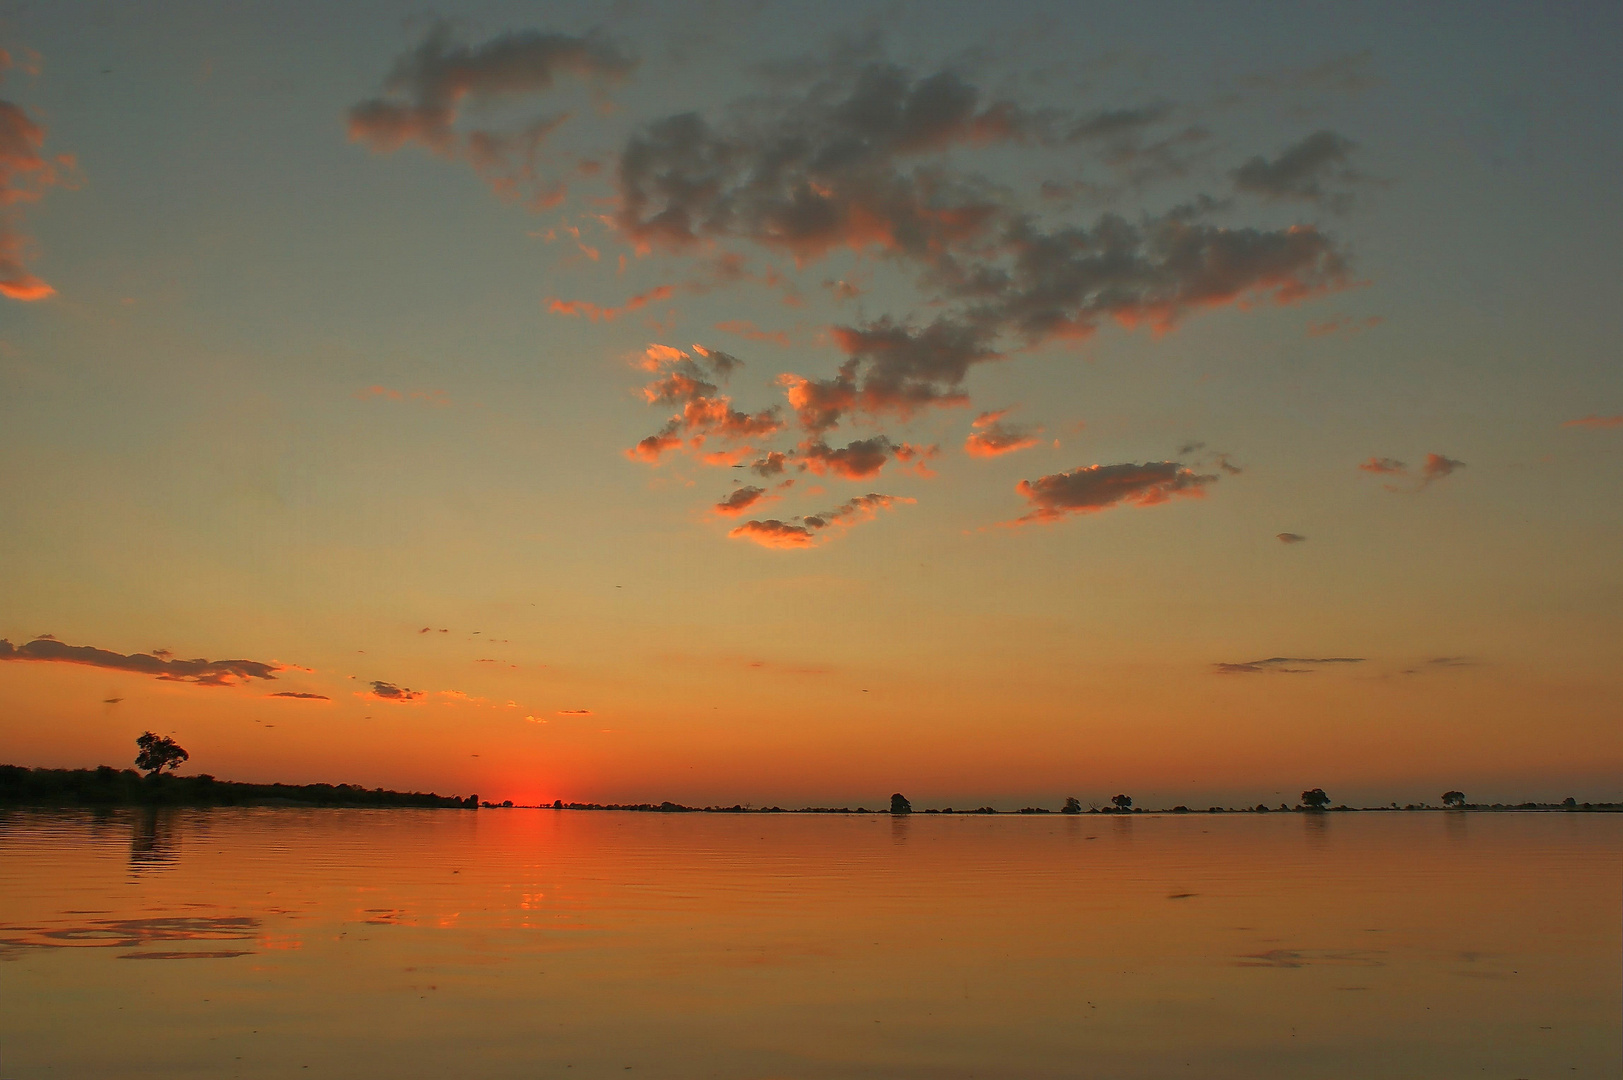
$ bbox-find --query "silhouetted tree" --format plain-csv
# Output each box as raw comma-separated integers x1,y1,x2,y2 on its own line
1111,794,1132,810
890,792,912,814
1062,797,1082,814
1441,790,1465,807
1300,788,1330,810
134,732,188,777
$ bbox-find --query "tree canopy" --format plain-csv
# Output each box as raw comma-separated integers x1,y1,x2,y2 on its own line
134,732,188,777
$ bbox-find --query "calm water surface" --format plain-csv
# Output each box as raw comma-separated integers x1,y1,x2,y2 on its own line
1,808,1617,1078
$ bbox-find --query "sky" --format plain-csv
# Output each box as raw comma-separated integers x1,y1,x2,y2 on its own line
1,0,1620,809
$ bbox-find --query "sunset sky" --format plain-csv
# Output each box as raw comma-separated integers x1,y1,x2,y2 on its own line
2,1,1619,808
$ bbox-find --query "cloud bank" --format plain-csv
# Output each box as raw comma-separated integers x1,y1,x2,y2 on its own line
0,637,282,686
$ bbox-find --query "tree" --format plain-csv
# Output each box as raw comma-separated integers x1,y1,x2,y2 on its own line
890,792,912,814
1300,788,1330,810
134,732,188,777
1441,790,1465,807
1062,797,1082,814
1111,794,1132,810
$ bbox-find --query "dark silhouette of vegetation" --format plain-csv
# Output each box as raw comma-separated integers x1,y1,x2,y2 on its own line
134,732,188,777
0,764,476,808
1111,794,1132,810
890,792,912,814
1300,788,1331,810
1062,797,1082,814
1441,790,1465,807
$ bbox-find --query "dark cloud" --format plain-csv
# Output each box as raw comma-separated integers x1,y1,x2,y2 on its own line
713,485,771,516
1214,656,1364,674
615,61,1027,259
1233,130,1359,207
729,493,912,549
1012,461,1216,524
1359,456,1406,475
934,211,1348,346
798,435,935,480
366,680,424,702
268,691,331,700
0,637,282,686
750,450,790,477
964,408,1041,457
348,22,634,208
1276,532,1307,544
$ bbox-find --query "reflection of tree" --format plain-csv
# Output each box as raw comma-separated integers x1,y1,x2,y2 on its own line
128,808,178,872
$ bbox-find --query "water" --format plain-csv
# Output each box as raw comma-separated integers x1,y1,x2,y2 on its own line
1,808,1617,1078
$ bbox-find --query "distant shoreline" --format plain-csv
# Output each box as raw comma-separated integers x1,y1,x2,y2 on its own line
4,766,1616,813
0,765,476,809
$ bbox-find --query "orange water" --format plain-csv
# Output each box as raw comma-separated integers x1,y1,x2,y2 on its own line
2,808,1617,1078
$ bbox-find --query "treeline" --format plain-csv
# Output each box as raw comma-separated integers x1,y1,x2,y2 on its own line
0,765,477,809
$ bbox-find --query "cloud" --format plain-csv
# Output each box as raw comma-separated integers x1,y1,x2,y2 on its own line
628,343,782,463
557,708,593,716
713,485,772,516
1360,452,1464,491
347,33,1359,547
1420,453,1464,482
936,212,1349,345
1012,461,1216,524
268,691,330,701
750,450,790,477
1,65,78,301
615,62,1027,259
729,493,912,549
964,408,1041,457
1214,656,1364,674
365,680,424,702
1232,130,1360,207
799,435,936,480
779,316,994,431
0,637,282,686
546,284,676,322
1563,414,1623,429
1276,532,1307,544
348,22,635,208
